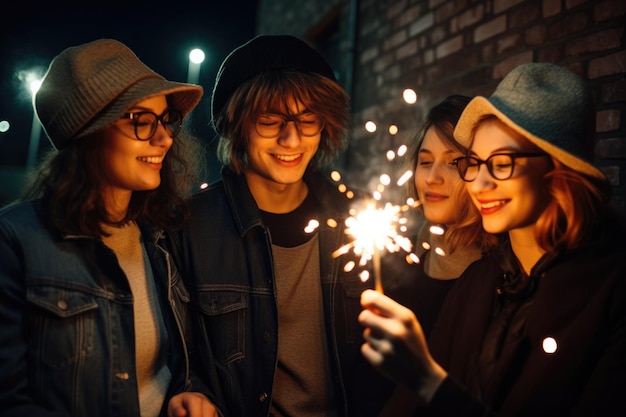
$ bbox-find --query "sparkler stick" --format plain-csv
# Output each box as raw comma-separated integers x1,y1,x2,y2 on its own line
372,247,382,293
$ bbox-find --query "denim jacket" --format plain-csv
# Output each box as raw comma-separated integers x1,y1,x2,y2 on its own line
0,200,198,417
173,167,400,417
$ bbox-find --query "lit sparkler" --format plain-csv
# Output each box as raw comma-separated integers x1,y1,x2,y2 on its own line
332,201,413,293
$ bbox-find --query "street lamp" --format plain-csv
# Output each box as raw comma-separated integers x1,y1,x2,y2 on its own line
187,48,205,85
27,79,42,170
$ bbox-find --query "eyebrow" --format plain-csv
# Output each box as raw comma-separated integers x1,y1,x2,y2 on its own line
127,105,169,113
260,110,314,117
418,148,462,155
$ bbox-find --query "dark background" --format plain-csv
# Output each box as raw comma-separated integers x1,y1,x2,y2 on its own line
0,0,258,180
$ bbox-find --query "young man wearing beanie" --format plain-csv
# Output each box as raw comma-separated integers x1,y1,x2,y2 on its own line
173,34,402,416
358,62,626,415
0,39,220,417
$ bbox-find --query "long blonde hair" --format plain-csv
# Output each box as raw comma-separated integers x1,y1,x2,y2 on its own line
408,95,500,254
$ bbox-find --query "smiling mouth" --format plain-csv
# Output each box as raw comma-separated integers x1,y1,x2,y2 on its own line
273,153,302,162
425,192,447,200
137,156,164,163
480,200,507,209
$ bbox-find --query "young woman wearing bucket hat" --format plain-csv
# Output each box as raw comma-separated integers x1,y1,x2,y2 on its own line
358,62,626,416
0,39,220,416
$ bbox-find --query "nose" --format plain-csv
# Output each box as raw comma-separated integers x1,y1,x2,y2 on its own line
424,163,444,184
150,123,174,147
467,163,495,194
277,121,302,147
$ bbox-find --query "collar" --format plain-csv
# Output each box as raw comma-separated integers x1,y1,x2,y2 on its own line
220,166,358,237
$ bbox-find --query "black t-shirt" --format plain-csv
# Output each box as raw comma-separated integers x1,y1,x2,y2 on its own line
260,192,321,248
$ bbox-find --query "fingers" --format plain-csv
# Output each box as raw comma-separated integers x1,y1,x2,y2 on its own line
167,392,219,417
360,289,412,319
359,301,414,341
364,331,394,355
361,338,384,366
359,289,429,368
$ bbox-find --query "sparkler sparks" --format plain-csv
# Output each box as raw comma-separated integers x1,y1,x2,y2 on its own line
332,201,413,293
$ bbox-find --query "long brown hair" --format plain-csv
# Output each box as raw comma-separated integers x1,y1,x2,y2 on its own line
20,124,203,237
215,70,350,173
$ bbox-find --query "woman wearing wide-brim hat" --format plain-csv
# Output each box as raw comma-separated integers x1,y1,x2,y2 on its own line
0,39,220,417
358,62,626,416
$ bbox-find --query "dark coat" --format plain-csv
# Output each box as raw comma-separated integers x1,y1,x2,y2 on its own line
174,167,413,417
425,230,626,416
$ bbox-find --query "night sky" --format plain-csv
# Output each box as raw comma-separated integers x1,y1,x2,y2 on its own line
0,0,258,171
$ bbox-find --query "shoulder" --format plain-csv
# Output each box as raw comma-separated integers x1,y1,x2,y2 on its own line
0,200,41,227
191,180,226,207
460,253,502,278
550,238,626,289
448,254,503,297
0,200,53,243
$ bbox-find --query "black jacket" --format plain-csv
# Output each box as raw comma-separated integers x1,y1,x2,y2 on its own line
426,229,626,416
174,167,412,416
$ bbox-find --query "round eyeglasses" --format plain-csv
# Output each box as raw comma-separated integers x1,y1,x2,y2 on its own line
454,152,549,182
121,109,183,141
255,113,324,138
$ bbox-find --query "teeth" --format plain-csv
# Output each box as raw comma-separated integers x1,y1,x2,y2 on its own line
481,200,504,209
137,156,163,163
274,154,301,162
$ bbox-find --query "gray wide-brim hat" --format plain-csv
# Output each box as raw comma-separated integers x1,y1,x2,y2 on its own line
454,62,605,180
210,34,337,134
35,38,203,150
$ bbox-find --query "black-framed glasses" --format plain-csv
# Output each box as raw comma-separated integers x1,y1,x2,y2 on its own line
121,109,183,141
454,152,549,182
255,113,324,138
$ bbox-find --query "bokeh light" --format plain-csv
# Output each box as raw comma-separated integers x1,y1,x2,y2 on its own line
543,337,558,354
403,88,418,104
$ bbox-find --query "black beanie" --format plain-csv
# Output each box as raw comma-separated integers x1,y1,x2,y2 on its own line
210,34,336,130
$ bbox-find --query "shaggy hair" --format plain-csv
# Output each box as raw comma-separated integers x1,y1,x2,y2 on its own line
214,70,350,173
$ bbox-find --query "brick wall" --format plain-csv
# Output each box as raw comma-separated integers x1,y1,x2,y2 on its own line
257,0,626,215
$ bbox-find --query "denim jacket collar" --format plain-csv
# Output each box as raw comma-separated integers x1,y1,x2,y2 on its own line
221,167,265,237
220,166,352,237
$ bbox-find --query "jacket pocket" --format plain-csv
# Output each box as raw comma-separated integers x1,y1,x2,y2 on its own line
26,285,98,369
339,277,366,345
195,290,247,365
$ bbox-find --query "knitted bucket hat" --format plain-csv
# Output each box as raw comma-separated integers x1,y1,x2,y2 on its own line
454,62,605,180
210,34,336,133
35,38,203,150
